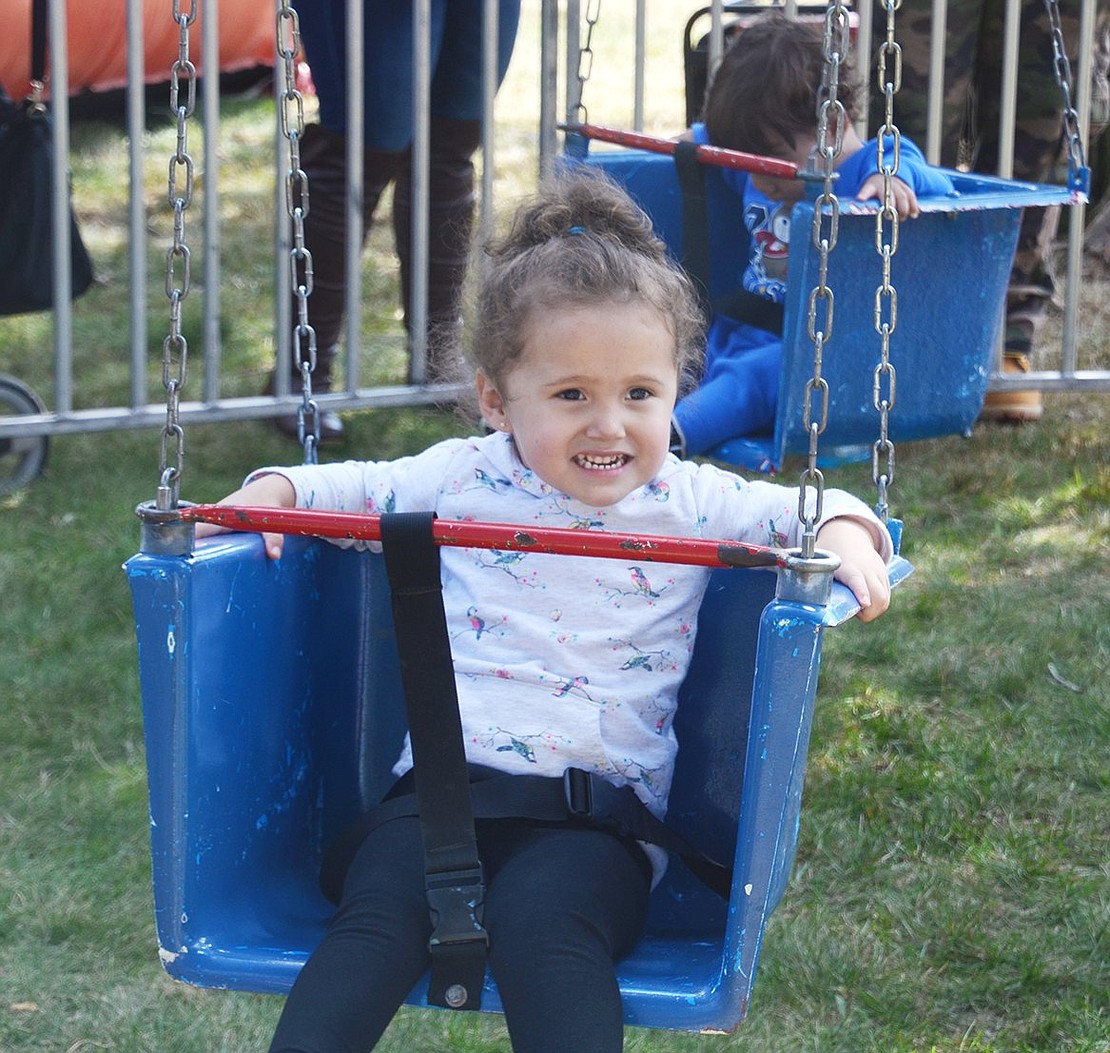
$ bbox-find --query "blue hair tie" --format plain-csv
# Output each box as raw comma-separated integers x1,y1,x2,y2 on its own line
567,225,587,235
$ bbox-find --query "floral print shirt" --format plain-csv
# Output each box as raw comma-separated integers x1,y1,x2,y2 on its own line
254,432,891,825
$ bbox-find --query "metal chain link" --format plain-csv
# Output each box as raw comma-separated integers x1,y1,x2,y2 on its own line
871,0,903,524
1044,0,1088,185
276,0,320,464
798,1,851,556
157,0,199,510
570,0,602,127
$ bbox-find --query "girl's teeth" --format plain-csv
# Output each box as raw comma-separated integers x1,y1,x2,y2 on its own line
578,453,625,469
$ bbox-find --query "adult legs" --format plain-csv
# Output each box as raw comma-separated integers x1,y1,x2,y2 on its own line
392,117,482,383
394,0,522,382
267,0,417,441
268,124,407,424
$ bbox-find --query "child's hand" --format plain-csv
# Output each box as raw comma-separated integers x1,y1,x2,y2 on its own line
193,473,296,560
814,517,891,623
857,174,921,219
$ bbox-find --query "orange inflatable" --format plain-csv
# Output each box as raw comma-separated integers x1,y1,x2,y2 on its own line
0,0,275,100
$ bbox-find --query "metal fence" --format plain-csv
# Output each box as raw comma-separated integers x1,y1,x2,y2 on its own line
2,0,1107,483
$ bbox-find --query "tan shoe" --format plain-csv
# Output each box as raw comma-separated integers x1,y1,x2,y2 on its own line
978,352,1043,423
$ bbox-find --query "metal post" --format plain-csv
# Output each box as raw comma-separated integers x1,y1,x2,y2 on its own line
409,0,432,384
709,0,725,78
481,0,499,248
998,0,1021,179
126,0,149,409
542,0,572,179
273,50,290,399
202,0,222,404
1062,0,1097,374
926,0,947,164
855,0,873,140
49,0,73,415
633,0,646,131
344,0,365,393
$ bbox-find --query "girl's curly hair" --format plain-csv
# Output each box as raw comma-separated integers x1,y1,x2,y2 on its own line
465,167,704,395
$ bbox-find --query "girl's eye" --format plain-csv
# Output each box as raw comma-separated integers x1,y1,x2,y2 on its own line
556,389,585,401
628,387,653,401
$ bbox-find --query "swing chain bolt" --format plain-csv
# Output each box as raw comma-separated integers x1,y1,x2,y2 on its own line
444,985,469,1009
777,548,840,606
136,498,196,557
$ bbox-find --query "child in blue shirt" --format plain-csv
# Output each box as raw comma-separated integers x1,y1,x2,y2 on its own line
672,13,956,458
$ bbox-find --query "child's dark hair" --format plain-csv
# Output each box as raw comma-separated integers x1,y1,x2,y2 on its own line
468,168,704,391
704,13,860,159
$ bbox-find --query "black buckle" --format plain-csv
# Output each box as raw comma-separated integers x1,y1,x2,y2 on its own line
425,867,489,1011
425,867,489,950
563,767,595,819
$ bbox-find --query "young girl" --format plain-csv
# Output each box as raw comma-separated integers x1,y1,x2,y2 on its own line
197,170,892,1052
672,13,957,457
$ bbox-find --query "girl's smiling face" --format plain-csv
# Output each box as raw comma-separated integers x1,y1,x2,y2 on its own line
476,299,679,507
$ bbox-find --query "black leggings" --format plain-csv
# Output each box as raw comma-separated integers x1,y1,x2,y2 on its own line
268,816,652,1053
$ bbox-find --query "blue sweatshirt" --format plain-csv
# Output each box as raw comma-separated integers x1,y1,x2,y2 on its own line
674,125,955,456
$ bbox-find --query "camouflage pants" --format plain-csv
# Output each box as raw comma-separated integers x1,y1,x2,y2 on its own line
871,0,1110,355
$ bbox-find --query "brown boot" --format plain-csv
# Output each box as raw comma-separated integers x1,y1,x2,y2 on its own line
978,352,1044,423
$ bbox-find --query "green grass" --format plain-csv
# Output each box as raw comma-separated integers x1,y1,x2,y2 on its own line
2,4,1109,1051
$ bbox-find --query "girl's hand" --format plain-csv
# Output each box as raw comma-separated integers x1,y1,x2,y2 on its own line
857,173,921,219
814,518,891,623
193,473,296,560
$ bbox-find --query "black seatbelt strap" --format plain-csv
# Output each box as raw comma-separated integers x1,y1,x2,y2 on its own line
674,139,712,313
322,767,734,906
713,286,785,335
674,140,786,337
379,512,488,1012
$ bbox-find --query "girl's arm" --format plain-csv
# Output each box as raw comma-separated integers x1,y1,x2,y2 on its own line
814,517,892,623
193,472,296,560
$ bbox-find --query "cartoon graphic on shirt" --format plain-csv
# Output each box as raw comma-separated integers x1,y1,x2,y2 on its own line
743,199,791,298
645,479,671,502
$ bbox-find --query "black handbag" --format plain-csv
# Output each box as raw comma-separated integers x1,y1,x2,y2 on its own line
0,0,94,316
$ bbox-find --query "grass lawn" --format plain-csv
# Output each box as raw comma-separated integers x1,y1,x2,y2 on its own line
2,4,1108,1051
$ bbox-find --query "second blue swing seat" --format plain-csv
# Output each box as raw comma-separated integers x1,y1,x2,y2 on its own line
126,527,910,1033
563,142,1079,472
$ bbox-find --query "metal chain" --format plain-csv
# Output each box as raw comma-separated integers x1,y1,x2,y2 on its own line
871,0,903,524
276,0,320,464
1044,0,1088,185
570,0,602,127
158,0,198,511
798,1,851,557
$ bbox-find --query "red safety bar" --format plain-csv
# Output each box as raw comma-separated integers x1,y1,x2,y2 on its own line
561,121,799,179
183,504,795,570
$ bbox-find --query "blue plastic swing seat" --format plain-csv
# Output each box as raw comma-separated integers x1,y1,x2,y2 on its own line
126,529,910,1033
563,144,1079,472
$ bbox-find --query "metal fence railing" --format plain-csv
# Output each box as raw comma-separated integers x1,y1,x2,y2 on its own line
1,0,1107,494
